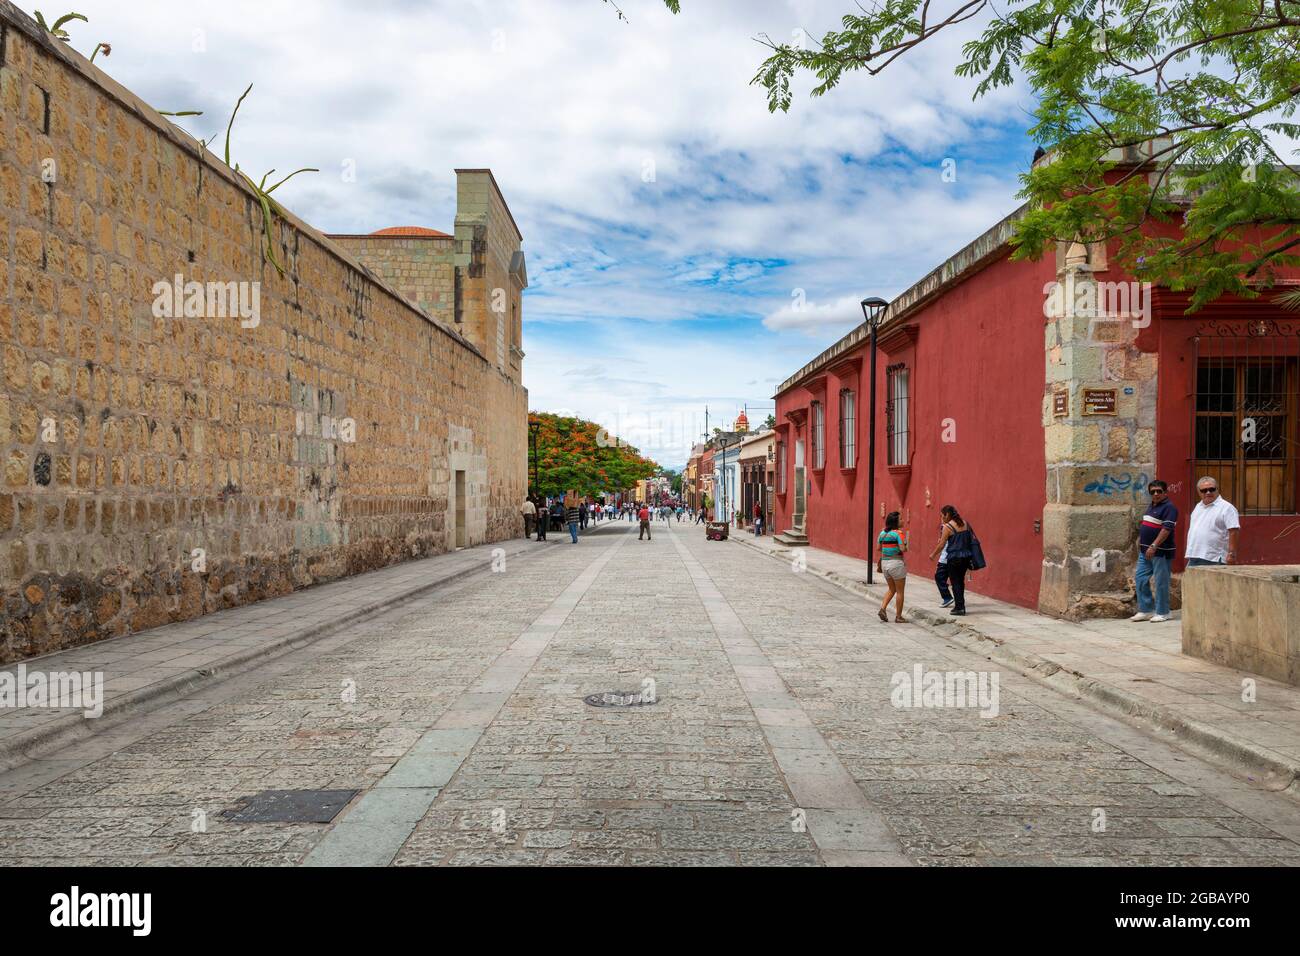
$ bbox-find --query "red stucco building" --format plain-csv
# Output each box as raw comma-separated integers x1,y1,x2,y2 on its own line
773,162,1299,618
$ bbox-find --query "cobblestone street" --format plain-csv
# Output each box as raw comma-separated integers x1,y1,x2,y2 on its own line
2,519,1298,867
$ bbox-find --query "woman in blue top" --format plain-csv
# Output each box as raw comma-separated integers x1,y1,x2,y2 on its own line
876,511,909,623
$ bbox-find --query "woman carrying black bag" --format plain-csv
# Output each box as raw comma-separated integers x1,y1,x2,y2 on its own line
929,505,975,615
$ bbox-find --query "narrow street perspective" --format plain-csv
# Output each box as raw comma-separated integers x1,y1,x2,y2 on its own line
2,0,1300,934
2,518,1297,867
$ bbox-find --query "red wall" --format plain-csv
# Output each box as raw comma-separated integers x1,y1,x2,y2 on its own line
1143,297,1300,568
774,251,1053,609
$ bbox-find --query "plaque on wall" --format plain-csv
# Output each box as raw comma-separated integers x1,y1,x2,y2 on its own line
1082,388,1117,415
1052,391,1069,418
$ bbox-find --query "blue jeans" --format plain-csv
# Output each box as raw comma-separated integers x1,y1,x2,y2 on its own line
1186,557,1223,568
1135,553,1171,615
568,521,579,543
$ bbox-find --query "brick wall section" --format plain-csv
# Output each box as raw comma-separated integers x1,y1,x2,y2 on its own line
327,234,456,325
0,5,527,662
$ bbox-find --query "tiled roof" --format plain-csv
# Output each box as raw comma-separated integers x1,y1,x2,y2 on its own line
370,226,451,238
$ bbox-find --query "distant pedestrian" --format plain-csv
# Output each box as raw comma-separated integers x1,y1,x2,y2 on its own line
638,503,652,540
876,511,908,623
753,503,763,536
929,505,971,615
565,495,581,544
1185,477,1240,568
520,495,537,539
1132,480,1177,622
535,498,548,541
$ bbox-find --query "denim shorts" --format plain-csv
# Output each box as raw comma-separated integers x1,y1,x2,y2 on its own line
881,559,907,581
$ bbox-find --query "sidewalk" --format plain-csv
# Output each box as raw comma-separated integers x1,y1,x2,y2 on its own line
0,529,587,770
731,530,1300,796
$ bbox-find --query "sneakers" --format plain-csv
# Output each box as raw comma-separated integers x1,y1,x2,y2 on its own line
940,598,954,608
1150,614,1170,623
1129,612,1152,622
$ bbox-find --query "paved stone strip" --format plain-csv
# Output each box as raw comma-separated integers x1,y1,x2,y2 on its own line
0,535,547,771
665,523,910,866
303,530,632,866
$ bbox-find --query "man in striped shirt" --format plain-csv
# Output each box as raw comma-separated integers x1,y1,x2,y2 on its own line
565,495,582,544
1131,479,1178,623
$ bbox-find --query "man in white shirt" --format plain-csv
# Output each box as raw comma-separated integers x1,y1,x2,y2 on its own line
1184,476,1240,567
520,495,537,539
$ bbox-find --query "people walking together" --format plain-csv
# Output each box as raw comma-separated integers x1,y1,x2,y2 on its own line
876,511,908,623
1132,480,1177,622
1185,477,1241,568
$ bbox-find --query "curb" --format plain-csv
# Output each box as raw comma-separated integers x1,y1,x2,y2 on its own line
730,534,1300,798
0,532,580,772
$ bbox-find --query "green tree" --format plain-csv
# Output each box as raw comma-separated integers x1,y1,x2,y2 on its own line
529,412,659,498
663,1,1300,310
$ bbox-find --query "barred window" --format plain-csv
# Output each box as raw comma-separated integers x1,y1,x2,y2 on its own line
839,388,857,467
811,402,825,469
777,441,786,493
887,366,910,467
1194,357,1297,514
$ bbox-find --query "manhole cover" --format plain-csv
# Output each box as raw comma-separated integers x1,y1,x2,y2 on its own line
584,690,657,708
221,789,358,823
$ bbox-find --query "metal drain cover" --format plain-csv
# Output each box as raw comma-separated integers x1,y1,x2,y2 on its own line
584,690,657,708
222,789,358,823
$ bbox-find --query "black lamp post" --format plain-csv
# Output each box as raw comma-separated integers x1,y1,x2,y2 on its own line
861,296,890,584
528,420,540,496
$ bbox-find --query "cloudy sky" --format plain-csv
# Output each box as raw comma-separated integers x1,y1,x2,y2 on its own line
31,0,1038,467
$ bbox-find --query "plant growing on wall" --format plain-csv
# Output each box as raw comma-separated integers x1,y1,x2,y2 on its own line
32,10,85,39
220,84,319,277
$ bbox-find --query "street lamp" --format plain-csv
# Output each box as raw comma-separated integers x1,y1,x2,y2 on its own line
861,296,890,585
528,419,541,496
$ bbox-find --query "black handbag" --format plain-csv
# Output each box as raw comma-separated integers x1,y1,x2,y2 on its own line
969,528,987,571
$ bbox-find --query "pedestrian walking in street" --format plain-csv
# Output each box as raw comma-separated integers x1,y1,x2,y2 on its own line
520,494,537,539
565,494,582,544
535,497,548,541
933,517,953,608
638,503,652,540
876,511,909,623
1185,477,1241,568
579,499,589,530
753,502,763,536
1132,480,1178,622
929,505,972,615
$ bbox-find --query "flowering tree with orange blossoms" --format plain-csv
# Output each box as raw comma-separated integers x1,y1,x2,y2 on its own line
528,412,659,499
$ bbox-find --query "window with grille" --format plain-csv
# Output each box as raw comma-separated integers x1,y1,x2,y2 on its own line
1194,356,1297,514
811,402,825,469
777,442,786,493
886,366,910,467
839,389,857,467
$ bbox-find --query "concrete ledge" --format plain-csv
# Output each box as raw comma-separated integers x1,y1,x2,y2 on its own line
730,534,1300,800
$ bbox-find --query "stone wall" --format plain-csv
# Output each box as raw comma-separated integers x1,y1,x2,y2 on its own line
1039,241,1160,618
326,233,456,324
0,4,527,662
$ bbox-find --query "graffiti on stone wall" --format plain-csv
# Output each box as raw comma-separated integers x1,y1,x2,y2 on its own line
1083,472,1149,501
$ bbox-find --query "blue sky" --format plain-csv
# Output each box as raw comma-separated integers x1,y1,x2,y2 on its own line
31,0,1039,467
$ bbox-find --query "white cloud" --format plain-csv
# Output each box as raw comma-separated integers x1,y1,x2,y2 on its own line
35,0,1038,466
